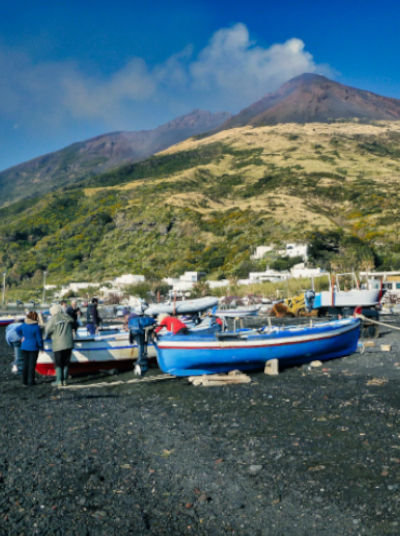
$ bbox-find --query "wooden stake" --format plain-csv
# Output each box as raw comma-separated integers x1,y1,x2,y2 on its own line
264,359,279,376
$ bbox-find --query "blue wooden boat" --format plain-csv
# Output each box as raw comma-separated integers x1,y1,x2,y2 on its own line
154,317,361,376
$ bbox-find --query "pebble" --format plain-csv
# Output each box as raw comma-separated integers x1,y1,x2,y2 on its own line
2,326,400,534
248,464,263,475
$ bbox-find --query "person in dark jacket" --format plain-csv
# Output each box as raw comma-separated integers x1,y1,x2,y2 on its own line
66,299,81,332
16,311,43,386
86,298,102,335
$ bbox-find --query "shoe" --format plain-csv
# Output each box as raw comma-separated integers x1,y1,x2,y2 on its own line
133,364,142,377
52,367,63,387
63,366,69,385
11,365,18,374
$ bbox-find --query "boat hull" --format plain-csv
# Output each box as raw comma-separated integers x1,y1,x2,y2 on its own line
0,316,23,326
145,297,218,316
155,318,361,376
313,289,381,309
215,305,261,317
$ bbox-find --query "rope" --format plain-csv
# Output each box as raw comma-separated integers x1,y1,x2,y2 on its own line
356,313,400,332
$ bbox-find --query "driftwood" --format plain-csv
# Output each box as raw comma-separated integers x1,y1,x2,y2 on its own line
59,374,175,390
188,370,251,386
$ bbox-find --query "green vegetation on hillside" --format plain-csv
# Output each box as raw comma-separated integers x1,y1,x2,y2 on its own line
84,142,263,188
2,122,400,292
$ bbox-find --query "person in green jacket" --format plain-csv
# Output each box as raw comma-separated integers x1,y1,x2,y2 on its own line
44,303,74,387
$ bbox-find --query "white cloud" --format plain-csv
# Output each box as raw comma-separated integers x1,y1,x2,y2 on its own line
0,24,331,131
189,24,326,109
60,58,157,124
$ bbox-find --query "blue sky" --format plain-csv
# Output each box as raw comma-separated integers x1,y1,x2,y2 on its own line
1,0,400,171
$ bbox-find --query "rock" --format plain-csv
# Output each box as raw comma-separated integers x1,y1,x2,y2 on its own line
248,465,263,475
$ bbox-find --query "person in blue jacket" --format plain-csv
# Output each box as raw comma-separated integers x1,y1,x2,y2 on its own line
5,321,23,374
16,310,43,386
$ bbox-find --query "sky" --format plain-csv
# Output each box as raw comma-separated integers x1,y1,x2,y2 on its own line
1,0,400,171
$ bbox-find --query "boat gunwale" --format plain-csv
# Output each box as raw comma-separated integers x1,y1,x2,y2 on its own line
156,318,360,350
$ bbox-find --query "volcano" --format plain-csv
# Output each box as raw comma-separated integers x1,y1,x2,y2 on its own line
221,73,400,128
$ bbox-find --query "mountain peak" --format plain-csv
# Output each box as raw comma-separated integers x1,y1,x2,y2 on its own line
221,74,400,128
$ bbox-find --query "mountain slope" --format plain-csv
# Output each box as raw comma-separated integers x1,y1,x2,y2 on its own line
2,120,400,291
0,109,230,207
221,74,400,128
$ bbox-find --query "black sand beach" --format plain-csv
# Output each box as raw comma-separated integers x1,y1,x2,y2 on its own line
1,323,400,535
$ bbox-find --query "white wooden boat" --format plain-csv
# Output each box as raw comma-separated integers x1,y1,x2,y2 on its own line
36,326,156,376
215,305,261,318
145,297,218,316
313,273,382,313
0,315,24,326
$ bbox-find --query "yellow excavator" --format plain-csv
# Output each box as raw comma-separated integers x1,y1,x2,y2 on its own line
271,291,318,317
283,293,309,316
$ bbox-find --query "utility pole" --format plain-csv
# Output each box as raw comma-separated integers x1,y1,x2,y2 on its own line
42,270,47,304
1,272,6,306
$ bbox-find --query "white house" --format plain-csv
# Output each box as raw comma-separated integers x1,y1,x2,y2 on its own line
290,264,326,279
248,269,290,283
112,274,145,288
163,271,207,294
60,282,100,296
208,279,230,289
180,271,206,283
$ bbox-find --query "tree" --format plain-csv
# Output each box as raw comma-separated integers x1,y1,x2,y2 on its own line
189,281,211,298
124,282,151,300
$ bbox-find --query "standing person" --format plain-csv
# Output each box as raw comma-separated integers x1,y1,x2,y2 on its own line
86,298,102,335
128,306,156,377
66,299,81,332
154,314,189,335
16,311,43,386
6,321,23,374
44,304,74,387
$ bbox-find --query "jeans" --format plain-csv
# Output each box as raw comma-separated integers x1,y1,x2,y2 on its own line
87,323,97,335
133,333,148,373
21,350,39,386
12,341,23,373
